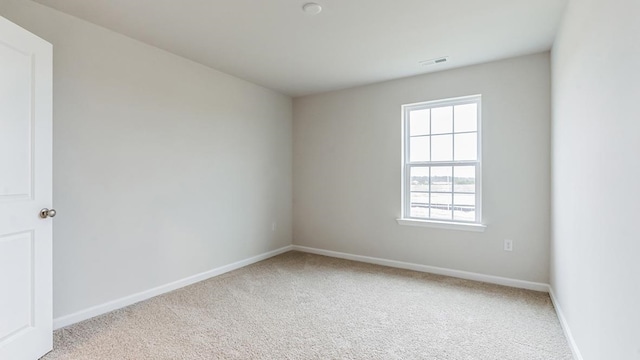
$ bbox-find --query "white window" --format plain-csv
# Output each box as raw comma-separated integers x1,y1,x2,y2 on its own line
401,95,482,227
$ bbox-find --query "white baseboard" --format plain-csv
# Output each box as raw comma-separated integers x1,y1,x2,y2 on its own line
548,287,584,360
53,245,293,330
291,245,549,292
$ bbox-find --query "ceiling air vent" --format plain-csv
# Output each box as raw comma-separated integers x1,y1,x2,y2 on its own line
419,57,449,66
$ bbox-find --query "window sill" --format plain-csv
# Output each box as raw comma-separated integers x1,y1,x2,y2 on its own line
396,218,487,232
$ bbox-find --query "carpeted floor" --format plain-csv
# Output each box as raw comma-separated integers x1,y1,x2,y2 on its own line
42,251,572,359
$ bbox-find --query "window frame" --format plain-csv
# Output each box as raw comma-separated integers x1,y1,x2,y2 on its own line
400,94,483,228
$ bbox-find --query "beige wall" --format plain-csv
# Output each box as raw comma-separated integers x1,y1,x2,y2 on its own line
551,0,640,358
0,0,292,319
293,53,551,283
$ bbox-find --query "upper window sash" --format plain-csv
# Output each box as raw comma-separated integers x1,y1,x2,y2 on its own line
403,95,481,167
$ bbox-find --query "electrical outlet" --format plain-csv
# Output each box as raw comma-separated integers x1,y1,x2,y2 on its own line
271,222,277,232
504,239,513,252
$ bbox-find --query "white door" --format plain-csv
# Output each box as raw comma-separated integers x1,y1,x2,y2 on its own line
0,16,53,360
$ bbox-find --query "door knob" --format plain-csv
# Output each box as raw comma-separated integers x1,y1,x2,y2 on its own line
39,208,57,219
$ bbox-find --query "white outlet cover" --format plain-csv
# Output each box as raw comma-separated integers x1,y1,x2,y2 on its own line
504,239,513,251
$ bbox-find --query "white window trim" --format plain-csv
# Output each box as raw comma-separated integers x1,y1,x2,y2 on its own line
398,94,485,231
396,218,486,232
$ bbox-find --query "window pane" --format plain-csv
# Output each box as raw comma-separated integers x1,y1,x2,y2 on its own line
431,166,452,192
454,193,475,206
410,205,429,218
409,109,430,136
454,166,476,192
431,135,453,161
454,133,477,161
430,193,452,220
454,104,477,133
431,106,453,134
410,192,429,205
454,206,475,222
410,167,429,191
410,190,429,219
409,136,430,162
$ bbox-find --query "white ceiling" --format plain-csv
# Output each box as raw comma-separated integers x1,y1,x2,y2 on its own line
32,0,567,97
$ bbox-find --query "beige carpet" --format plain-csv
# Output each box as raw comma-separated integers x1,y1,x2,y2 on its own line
42,251,572,359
